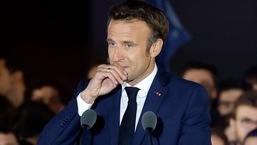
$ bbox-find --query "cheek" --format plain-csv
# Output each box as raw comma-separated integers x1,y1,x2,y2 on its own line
108,49,113,61
131,54,147,68
126,51,141,65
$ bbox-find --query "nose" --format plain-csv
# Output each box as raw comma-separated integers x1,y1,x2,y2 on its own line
109,47,124,62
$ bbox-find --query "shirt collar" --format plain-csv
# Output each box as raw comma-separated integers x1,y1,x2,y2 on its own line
122,63,158,93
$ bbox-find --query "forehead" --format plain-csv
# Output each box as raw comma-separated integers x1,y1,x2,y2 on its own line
219,89,243,100
183,69,215,85
107,19,151,40
236,105,257,119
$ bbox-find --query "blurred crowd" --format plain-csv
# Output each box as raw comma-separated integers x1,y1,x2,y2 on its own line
181,60,257,145
0,50,72,145
1,48,257,145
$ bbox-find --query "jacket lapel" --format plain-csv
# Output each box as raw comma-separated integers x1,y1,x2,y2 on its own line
133,69,169,145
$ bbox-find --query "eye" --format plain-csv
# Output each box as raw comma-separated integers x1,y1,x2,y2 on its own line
125,43,133,48
241,118,253,124
108,42,116,48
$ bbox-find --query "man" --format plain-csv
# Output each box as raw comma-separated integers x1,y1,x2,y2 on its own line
38,1,211,145
181,60,219,127
0,50,26,108
12,101,55,145
228,90,257,145
0,96,19,145
243,65,257,90
217,77,249,117
181,60,218,100
0,131,19,145
28,79,69,114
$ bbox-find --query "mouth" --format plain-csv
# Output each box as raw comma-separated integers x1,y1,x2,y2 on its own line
113,63,129,72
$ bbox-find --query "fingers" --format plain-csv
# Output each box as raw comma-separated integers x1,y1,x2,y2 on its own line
97,64,127,84
84,64,127,99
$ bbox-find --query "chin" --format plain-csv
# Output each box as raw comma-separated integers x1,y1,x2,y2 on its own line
126,78,133,83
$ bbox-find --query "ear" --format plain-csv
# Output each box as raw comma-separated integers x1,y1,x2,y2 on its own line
150,38,163,58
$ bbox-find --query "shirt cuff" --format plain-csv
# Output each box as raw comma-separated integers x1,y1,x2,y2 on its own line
77,93,93,116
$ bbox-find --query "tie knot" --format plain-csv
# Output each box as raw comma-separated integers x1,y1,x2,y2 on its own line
125,87,140,101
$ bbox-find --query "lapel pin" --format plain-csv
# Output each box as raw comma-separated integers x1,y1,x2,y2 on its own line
155,91,161,96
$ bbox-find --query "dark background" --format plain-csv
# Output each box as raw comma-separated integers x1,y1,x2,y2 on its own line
1,0,257,92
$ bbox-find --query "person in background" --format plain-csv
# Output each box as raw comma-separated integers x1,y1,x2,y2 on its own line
0,95,16,125
212,78,250,142
26,79,70,114
211,127,230,145
87,58,109,79
228,90,257,145
243,65,257,90
243,128,257,145
0,96,19,145
38,1,211,145
12,101,54,145
217,77,250,117
0,130,19,145
87,64,98,79
181,60,219,127
0,49,26,108
181,60,219,100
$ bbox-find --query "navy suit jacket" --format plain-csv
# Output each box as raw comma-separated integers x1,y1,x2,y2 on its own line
37,68,211,145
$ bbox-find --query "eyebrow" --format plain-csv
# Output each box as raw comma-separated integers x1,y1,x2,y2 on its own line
106,38,113,42
238,117,257,122
106,39,136,45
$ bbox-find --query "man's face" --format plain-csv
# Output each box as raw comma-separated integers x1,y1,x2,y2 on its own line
183,69,216,99
0,59,12,96
107,20,158,85
234,105,257,143
0,132,19,145
218,89,243,116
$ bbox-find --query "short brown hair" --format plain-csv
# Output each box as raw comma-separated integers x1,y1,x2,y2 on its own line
233,90,257,118
107,0,169,49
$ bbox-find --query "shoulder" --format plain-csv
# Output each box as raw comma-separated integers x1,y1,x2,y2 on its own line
72,79,90,98
155,69,209,103
157,68,207,93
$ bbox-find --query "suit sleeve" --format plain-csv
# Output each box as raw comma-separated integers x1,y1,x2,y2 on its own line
37,80,89,145
37,98,82,145
178,85,212,145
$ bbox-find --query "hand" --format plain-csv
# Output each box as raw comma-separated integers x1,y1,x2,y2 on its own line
81,64,127,103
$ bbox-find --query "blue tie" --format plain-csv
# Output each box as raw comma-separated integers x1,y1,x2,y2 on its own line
118,87,140,145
